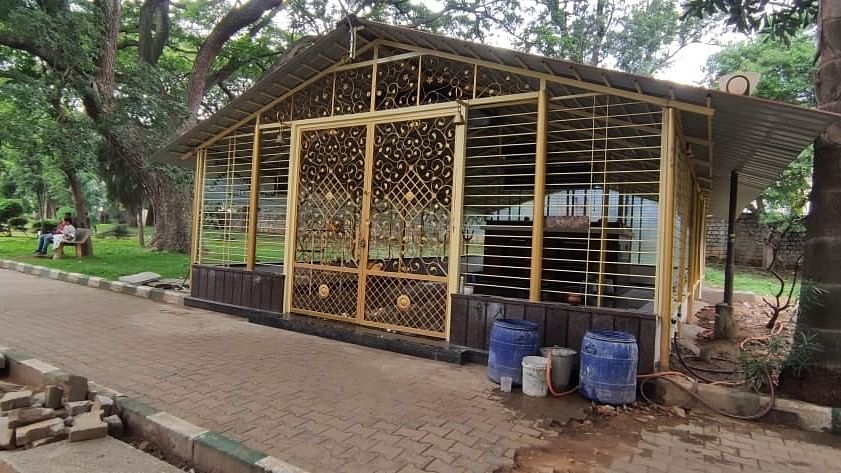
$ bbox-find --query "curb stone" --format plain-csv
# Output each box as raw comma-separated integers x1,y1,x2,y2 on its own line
654,377,841,435
0,259,185,307
0,346,309,473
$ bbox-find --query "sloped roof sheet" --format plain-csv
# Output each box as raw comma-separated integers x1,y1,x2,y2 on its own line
152,16,836,219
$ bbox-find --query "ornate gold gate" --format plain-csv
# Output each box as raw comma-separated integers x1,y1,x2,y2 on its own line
290,114,458,338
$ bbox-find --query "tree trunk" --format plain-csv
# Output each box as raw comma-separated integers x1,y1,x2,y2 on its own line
63,166,94,257
798,0,841,367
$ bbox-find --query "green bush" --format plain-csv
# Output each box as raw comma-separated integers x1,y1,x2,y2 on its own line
8,216,28,233
99,223,132,239
0,200,24,234
56,206,75,219
31,219,59,234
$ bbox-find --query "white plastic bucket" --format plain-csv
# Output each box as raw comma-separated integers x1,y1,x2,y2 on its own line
540,346,577,390
521,356,548,397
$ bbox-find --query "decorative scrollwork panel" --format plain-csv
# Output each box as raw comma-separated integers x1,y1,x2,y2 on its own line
291,75,335,120
375,57,420,110
333,66,373,116
476,66,539,98
294,125,366,269
420,56,474,104
368,117,456,276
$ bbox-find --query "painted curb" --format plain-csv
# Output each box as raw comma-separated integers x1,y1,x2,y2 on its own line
0,347,310,473
653,377,841,435
0,259,185,307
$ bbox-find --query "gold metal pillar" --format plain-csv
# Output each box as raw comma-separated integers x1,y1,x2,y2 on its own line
282,125,300,314
191,148,207,265
528,80,548,302
445,102,469,341
246,117,262,271
655,107,676,370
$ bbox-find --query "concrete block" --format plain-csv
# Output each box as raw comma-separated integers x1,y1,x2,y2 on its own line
94,395,114,417
1,390,32,411
147,411,208,462
103,415,124,438
255,456,310,473
15,417,64,445
0,417,15,450
7,407,57,428
68,412,107,442
20,358,60,376
193,432,266,473
114,398,159,438
65,375,88,402
118,272,161,285
64,401,92,416
44,386,63,409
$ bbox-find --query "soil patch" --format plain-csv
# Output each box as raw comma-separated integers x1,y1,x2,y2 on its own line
778,366,841,408
494,404,686,473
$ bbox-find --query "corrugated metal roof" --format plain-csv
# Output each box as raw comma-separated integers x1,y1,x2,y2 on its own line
152,16,836,219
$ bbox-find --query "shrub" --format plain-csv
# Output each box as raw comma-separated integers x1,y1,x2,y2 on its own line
0,200,24,235
31,219,59,234
99,223,132,239
8,216,28,233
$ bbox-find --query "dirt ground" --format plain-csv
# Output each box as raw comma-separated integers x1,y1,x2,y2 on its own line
494,403,687,473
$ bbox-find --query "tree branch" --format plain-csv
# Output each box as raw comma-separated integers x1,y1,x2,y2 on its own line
183,0,282,122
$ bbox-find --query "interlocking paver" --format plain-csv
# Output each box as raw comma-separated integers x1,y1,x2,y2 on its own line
4,271,841,473
0,271,568,472
598,416,841,473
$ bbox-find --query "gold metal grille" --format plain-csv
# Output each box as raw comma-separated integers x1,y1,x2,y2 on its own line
255,127,290,267
198,122,254,266
364,276,448,334
290,115,456,337
292,124,366,318
375,57,420,110
362,117,456,335
542,93,662,309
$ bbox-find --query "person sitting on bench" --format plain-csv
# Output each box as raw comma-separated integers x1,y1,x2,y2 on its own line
34,215,75,257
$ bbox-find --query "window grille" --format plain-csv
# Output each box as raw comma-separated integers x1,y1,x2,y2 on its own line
255,126,291,267
198,122,254,266
461,103,538,299
542,94,662,310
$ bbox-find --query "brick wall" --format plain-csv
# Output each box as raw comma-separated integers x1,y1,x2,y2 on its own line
705,213,804,268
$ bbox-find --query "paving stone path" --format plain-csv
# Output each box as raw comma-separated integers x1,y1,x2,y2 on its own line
1,270,839,473
599,416,841,473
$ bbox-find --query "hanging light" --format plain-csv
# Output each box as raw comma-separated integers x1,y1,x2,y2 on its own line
453,100,466,126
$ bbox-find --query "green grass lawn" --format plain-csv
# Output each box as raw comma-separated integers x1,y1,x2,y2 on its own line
0,225,189,280
704,263,800,298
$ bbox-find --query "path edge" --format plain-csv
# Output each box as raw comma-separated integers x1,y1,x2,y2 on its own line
653,376,841,436
0,347,307,473
0,259,185,307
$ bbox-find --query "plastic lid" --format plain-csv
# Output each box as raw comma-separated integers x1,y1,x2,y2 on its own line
585,330,636,343
493,319,539,331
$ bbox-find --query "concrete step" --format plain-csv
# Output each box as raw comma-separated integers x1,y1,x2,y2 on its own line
0,437,183,473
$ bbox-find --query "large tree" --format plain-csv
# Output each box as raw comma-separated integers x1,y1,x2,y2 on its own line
686,0,841,367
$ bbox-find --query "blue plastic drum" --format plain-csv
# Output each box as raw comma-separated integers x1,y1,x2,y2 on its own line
578,330,638,404
487,319,539,385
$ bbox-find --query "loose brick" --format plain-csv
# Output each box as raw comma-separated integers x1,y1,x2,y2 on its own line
0,390,32,411
15,417,64,445
68,411,108,442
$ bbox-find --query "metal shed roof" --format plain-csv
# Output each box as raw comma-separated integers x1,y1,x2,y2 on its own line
152,16,836,219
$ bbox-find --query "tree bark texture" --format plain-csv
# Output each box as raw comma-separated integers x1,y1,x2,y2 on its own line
138,0,170,65
799,0,841,367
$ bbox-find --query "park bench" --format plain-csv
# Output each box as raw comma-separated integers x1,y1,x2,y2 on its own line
53,228,92,260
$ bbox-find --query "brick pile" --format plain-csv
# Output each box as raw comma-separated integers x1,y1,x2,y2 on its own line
0,373,123,451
